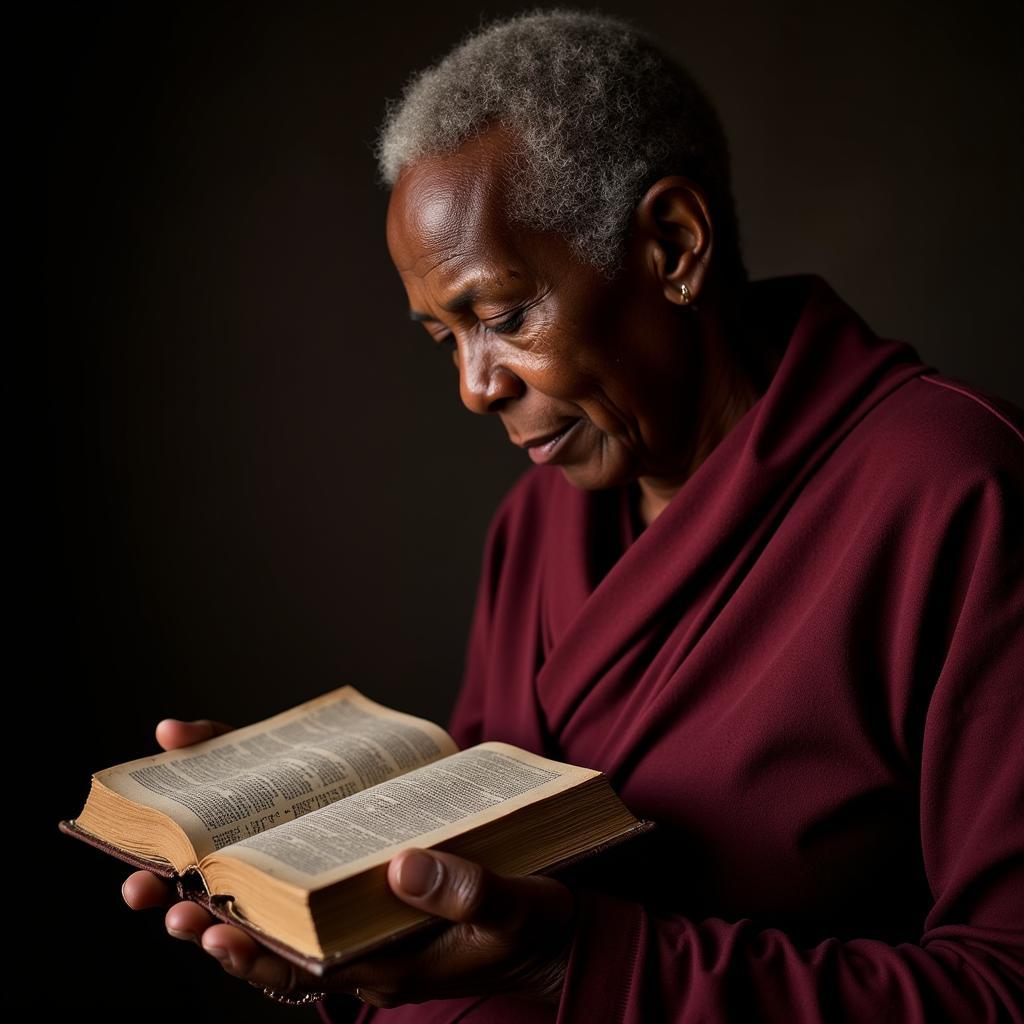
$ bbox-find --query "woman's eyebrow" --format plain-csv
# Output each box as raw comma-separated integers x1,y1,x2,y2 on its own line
409,284,483,323
409,275,529,322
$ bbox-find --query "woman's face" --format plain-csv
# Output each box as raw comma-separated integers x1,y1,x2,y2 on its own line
385,123,709,492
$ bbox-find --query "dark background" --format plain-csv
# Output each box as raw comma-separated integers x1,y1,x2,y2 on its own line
45,1,1022,1019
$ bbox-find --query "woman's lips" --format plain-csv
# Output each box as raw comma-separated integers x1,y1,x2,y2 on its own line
525,418,581,464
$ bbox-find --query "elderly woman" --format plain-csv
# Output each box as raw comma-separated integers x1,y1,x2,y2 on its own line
121,8,1024,1022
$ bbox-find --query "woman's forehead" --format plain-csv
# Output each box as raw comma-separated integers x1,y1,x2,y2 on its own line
387,155,525,284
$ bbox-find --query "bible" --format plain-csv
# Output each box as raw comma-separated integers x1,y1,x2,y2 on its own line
58,685,652,977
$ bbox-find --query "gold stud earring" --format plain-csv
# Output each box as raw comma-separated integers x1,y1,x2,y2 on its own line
679,283,692,304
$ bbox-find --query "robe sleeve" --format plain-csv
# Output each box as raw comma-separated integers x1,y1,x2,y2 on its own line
555,468,1024,1023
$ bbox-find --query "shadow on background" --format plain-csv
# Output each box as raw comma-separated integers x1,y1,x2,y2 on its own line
45,2,1022,1019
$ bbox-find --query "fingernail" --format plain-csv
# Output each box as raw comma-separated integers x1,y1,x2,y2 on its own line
397,851,440,897
168,927,198,943
205,945,231,964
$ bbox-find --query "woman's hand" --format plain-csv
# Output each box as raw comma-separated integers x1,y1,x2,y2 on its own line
120,718,577,1009
373,849,576,1006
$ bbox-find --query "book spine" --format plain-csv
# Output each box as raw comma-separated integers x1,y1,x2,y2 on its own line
175,864,210,901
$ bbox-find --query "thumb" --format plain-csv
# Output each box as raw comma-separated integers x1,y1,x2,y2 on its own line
155,718,235,752
387,848,569,931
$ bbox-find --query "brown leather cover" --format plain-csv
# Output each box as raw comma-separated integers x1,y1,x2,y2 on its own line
57,815,657,978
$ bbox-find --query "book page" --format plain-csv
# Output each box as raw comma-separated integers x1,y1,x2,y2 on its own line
211,741,599,888
94,686,458,859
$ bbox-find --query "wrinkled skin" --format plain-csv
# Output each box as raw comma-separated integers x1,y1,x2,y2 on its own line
122,122,769,1007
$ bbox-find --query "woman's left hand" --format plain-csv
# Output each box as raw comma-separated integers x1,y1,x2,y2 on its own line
132,848,577,1009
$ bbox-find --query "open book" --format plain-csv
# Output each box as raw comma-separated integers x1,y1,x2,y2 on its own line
58,685,652,977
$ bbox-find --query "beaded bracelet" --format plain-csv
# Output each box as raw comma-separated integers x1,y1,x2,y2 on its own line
260,985,329,1006
260,986,369,1006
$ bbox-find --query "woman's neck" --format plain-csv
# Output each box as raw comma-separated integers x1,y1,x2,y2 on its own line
635,283,786,528
635,376,757,527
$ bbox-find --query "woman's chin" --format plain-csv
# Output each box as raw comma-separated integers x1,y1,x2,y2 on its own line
557,448,635,492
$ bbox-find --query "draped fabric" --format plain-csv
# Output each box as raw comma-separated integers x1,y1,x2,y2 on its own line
319,273,1024,1023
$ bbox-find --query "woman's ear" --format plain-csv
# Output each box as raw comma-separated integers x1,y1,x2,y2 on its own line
633,176,714,309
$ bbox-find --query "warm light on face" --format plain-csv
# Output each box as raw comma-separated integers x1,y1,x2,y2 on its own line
385,126,709,493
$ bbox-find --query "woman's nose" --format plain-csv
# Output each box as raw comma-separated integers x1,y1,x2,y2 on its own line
458,339,524,414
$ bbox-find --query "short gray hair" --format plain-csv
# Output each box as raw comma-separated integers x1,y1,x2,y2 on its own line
374,6,747,289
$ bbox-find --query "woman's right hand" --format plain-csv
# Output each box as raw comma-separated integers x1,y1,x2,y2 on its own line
120,718,235,937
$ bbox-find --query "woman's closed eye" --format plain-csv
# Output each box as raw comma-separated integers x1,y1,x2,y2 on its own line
436,307,527,353
487,307,527,335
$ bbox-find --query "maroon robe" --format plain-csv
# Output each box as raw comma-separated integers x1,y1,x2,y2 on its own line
319,273,1024,1023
